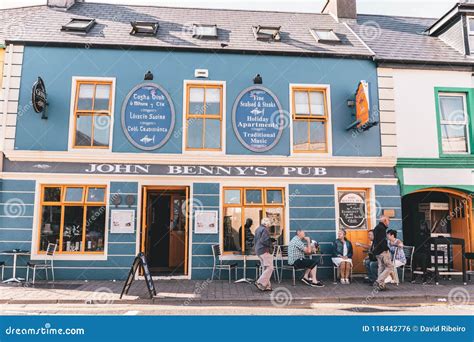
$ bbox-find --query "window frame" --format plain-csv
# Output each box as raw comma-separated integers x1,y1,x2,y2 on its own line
183,80,226,153
434,88,474,157
290,84,332,155
310,29,340,43
68,77,116,152
222,186,285,255
37,184,108,256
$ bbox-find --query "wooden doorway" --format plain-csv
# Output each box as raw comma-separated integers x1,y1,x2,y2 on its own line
141,186,189,276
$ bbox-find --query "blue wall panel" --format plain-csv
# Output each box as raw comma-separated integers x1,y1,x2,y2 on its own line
15,46,381,157
375,185,403,236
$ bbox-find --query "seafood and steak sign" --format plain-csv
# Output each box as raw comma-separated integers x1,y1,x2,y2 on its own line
232,86,284,152
121,82,175,151
338,192,367,229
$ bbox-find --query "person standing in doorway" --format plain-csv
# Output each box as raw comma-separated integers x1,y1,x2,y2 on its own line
372,216,394,290
254,217,274,291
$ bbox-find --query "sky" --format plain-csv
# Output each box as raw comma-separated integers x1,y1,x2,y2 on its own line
0,0,459,18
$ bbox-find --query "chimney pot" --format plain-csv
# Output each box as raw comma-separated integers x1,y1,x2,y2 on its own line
322,0,357,21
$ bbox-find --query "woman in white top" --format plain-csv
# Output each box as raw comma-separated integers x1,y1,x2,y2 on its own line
332,229,354,284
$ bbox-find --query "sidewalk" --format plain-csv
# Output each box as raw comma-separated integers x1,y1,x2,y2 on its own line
1,279,473,306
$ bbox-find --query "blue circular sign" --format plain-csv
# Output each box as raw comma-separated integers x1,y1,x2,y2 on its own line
121,82,175,151
232,85,284,152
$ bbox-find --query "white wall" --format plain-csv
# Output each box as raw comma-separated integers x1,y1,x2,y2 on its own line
387,68,472,159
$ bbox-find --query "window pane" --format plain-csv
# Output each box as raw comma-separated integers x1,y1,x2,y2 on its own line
187,118,203,148
224,189,241,204
87,187,105,203
65,187,84,202
223,207,242,253
293,120,309,151
294,91,309,115
76,114,92,146
309,91,325,116
62,206,84,252
441,124,469,153
266,190,283,204
245,189,262,204
85,206,106,252
205,88,221,115
204,119,221,149
39,206,61,251
470,18,474,32
242,207,261,255
189,87,205,115
43,187,61,202
265,207,283,244
93,115,110,147
439,95,466,122
94,84,110,111
77,84,94,110
309,121,327,151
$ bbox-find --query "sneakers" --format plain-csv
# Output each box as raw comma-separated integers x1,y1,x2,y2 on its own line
340,278,350,284
255,282,266,291
301,277,311,286
310,281,325,288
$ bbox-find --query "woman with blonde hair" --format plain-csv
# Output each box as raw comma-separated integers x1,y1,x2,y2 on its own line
332,229,353,284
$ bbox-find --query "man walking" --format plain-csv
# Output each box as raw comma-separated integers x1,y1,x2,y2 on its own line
254,218,274,291
372,216,394,290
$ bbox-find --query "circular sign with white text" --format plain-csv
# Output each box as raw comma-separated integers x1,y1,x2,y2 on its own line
339,192,366,229
232,86,284,152
121,82,175,151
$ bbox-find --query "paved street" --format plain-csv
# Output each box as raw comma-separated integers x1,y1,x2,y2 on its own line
1,302,472,316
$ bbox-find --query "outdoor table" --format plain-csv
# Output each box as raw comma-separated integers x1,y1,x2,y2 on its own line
1,249,30,283
234,250,255,284
430,237,466,285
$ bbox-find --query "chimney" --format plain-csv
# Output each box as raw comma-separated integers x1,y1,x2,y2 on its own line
47,0,80,10
322,0,357,21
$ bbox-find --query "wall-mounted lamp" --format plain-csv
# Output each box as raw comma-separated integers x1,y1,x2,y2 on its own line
253,74,263,84
144,71,154,80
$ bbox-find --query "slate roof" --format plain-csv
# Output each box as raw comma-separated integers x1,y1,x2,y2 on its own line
0,2,374,58
349,14,474,66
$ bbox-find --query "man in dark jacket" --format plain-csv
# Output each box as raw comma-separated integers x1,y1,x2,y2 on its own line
372,216,394,289
254,218,273,291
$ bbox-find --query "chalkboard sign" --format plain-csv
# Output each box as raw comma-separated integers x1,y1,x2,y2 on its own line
232,85,284,152
338,192,366,229
120,252,156,299
121,82,175,151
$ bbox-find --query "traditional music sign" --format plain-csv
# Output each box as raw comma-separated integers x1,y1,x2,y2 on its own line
121,82,175,151
232,86,284,152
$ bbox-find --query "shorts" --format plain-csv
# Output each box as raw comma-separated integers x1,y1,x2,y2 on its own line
293,258,318,270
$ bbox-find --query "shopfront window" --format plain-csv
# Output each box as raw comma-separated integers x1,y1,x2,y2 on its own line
185,83,223,151
39,185,107,254
223,187,284,254
291,87,328,153
438,93,470,154
73,80,113,149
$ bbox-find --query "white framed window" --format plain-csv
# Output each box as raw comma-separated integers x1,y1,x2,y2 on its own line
310,29,340,43
289,84,332,155
68,77,116,151
438,92,470,154
182,80,226,153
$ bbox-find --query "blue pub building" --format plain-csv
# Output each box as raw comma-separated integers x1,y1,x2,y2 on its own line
0,0,401,281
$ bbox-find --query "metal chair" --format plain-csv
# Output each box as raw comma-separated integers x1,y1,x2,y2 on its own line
211,244,238,283
26,243,56,284
400,245,414,282
255,245,280,283
465,252,474,281
278,245,306,286
0,261,4,281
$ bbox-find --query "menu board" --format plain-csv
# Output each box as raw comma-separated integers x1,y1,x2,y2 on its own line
195,210,218,234
338,191,367,229
232,86,284,152
121,82,175,150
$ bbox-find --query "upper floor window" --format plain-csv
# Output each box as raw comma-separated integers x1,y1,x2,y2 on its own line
39,185,107,254
438,92,470,154
185,83,223,151
72,80,113,149
291,86,329,153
